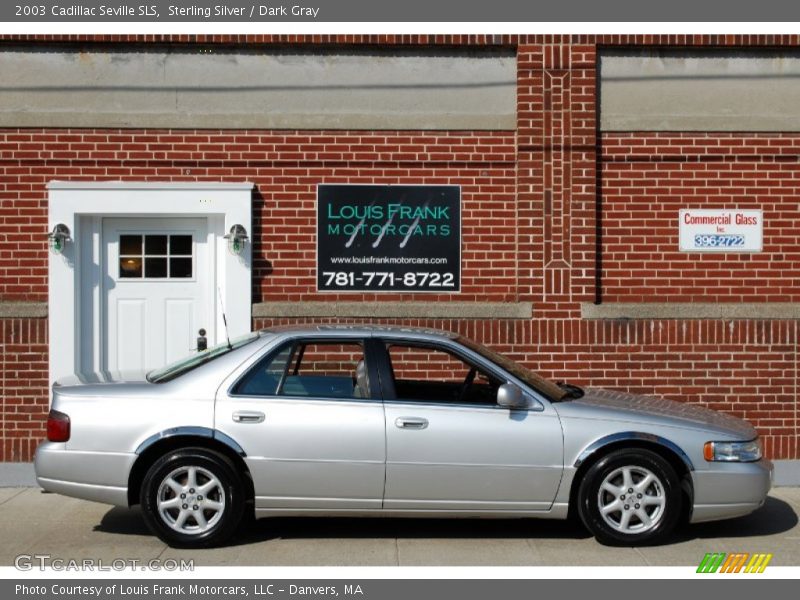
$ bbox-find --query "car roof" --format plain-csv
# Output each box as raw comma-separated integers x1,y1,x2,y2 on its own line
260,323,460,341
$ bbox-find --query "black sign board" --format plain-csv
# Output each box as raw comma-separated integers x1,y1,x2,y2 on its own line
317,185,461,292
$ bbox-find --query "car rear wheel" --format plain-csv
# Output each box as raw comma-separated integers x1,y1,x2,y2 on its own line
140,447,244,548
577,448,682,546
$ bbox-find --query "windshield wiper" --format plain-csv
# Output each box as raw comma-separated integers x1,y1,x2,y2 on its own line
556,381,585,400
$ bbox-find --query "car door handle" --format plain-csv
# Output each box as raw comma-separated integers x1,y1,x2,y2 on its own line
232,410,265,424
395,417,428,430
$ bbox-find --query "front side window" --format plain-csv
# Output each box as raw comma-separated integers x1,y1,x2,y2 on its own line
386,343,501,405
235,340,369,399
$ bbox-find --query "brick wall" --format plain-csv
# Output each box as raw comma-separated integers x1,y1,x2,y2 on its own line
0,129,517,303
602,133,800,303
1,34,800,462
0,318,48,461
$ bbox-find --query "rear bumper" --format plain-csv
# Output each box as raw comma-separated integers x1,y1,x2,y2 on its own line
34,442,135,507
690,458,773,523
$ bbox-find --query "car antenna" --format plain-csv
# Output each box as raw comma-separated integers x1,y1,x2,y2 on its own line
218,287,233,350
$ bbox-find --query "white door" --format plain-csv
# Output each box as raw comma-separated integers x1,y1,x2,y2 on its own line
103,218,211,373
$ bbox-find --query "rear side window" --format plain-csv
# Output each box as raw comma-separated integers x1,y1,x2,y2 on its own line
234,344,293,396
234,340,369,399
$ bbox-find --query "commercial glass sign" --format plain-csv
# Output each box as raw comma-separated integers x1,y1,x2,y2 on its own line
317,184,461,292
679,209,763,252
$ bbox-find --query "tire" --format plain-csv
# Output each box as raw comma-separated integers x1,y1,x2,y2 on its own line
577,448,682,546
140,447,245,548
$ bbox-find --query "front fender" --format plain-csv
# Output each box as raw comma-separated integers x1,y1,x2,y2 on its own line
573,431,694,471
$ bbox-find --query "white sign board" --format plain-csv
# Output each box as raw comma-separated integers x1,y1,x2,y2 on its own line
679,209,763,252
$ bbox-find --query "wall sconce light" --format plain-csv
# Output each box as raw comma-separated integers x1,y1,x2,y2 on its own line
48,224,71,255
224,224,249,256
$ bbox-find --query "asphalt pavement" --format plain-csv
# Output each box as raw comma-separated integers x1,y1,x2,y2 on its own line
0,486,798,566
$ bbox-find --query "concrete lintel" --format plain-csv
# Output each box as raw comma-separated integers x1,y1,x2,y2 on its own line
0,302,47,318
253,301,532,320
47,181,254,191
582,303,800,320
2,112,517,132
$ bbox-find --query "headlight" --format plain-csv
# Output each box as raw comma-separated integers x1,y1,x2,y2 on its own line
703,439,762,462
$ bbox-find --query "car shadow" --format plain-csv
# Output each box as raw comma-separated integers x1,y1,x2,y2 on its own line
95,495,797,547
667,496,798,544
231,515,593,546
94,505,592,542
94,506,151,536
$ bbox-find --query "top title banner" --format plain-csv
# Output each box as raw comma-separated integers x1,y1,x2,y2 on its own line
6,0,800,22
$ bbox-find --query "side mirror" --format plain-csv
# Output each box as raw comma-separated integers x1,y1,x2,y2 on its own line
497,383,527,409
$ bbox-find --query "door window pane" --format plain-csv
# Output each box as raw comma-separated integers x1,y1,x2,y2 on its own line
119,257,142,278
387,343,500,405
145,235,168,255
170,257,192,278
170,235,192,255
144,257,168,278
119,235,142,255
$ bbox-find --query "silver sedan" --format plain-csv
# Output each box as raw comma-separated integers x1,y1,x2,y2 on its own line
35,325,772,548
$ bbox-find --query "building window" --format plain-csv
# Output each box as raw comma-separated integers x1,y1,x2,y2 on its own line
119,234,193,280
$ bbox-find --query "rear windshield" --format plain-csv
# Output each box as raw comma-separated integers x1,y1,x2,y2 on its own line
457,336,568,401
147,332,261,383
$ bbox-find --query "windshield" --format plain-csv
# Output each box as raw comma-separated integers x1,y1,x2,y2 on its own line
147,332,261,383
457,336,568,401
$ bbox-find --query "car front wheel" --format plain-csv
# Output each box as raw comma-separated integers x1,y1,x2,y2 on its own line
140,447,244,548
577,448,682,546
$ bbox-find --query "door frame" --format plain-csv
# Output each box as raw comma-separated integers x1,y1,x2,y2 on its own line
47,181,253,386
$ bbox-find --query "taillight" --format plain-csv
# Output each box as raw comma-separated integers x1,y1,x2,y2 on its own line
46,409,70,442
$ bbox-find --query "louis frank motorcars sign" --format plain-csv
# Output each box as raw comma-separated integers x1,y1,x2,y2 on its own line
317,184,461,292
679,209,763,252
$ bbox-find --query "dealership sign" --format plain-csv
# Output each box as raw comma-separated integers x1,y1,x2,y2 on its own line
317,184,461,292
679,209,763,252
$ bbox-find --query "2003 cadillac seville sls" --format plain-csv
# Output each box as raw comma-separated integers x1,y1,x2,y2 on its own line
35,325,772,548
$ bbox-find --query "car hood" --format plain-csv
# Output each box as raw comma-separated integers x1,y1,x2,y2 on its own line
559,388,756,439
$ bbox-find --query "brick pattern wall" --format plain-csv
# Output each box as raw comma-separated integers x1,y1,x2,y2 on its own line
1,34,800,462
602,133,800,303
516,43,597,319
0,319,48,461
0,129,517,303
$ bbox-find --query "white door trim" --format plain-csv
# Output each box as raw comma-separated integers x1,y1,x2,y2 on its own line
47,181,253,387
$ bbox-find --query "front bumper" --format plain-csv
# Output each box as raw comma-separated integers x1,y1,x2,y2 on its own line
690,458,773,523
34,442,135,507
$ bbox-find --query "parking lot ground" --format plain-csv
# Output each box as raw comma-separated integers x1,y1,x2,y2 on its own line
1,487,798,567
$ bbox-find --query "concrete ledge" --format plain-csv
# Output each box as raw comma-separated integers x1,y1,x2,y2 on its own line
582,303,800,320
774,460,800,487
0,463,37,487
0,302,47,318
253,301,532,320
3,112,517,132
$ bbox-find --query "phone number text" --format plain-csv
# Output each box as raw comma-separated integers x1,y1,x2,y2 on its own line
693,234,745,248
322,271,455,289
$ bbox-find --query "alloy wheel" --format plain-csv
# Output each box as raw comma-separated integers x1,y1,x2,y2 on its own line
156,465,226,535
596,465,666,534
